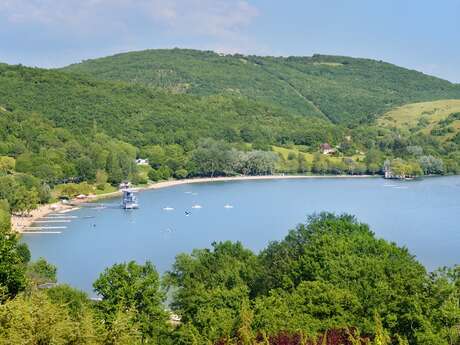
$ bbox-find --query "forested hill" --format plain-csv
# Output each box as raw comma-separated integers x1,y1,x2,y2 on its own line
0,63,337,148
62,49,460,123
0,62,346,192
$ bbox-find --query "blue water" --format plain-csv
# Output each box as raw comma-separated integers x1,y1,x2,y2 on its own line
22,176,460,294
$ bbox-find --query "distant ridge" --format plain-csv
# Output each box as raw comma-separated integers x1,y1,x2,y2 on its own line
62,48,460,124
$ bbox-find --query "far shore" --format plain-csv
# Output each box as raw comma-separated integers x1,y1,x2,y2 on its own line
12,174,376,233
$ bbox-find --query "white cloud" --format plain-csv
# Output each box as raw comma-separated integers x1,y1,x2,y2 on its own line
0,0,262,66
149,0,259,39
0,0,259,40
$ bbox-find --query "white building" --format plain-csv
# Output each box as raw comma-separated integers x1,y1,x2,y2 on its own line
135,158,149,166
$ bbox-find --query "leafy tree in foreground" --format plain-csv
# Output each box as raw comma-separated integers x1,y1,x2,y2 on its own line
0,291,83,345
0,227,28,301
26,257,57,285
165,241,261,343
258,213,429,341
93,261,168,343
166,213,458,344
0,211,459,344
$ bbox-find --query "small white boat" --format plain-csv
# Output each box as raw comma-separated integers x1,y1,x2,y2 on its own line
163,207,174,211
191,204,202,209
223,204,234,209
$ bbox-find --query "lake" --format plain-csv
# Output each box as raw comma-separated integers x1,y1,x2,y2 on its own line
22,176,460,294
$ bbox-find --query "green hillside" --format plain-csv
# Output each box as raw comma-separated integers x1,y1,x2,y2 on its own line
378,99,460,141
0,63,337,148
63,49,460,123
0,62,349,199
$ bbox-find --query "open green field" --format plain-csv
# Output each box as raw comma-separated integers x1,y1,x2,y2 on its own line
377,99,460,140
272,146,365,173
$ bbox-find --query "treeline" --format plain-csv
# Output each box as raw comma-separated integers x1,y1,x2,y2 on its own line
1,213,458,344
384,155,445,178
144,139,279,181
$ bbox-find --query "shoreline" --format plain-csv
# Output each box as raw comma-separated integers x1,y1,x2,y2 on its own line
12,174,376,233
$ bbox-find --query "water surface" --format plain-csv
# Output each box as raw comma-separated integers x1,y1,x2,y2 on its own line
23,176,460,293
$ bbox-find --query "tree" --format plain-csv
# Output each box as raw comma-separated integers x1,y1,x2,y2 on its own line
365,149,383,173
0,156,15,175
174,169,188,179
93,261,168,341
158,166,172,180
406,146,424,157
95,170,108,185
0,228,28,300
142,145,166,169
418,155,444,175
0,176,39,214
13,187,39,215
297,154,310,173
0,209,11,233
407,161,423,177
46,284,90,320
253,281,361,336
0,291,85,345
312,153,328,174
165,241,260,342
46,285,101,344
148,169,161,182
76,156,95,181
106,152,124,185
191,139,232,177
424,266,460,345
103,308,142,345
257,213,429,341
26,258,57,285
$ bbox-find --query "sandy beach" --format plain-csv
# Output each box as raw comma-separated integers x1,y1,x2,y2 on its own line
11,202,75,232
135,174,374,191
12,174,374,233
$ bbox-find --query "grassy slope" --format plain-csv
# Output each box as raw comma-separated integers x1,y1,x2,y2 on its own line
377,99,460,141
62,49,460,124
272,146,365,172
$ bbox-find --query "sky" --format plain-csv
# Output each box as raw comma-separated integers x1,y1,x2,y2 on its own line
1,0,459,82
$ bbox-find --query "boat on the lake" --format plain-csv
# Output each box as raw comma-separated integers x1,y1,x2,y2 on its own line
121,190,139,209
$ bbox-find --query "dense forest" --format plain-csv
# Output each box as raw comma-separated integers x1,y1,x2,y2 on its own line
0,213,459,344
63,49,460,124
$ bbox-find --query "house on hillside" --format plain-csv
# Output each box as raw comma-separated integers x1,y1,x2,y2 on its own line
136,158,149,166
320,143,336,155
